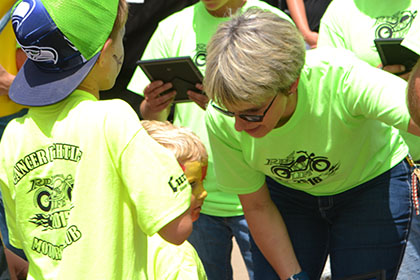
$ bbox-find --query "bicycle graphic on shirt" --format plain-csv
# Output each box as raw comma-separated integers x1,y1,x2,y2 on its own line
269,151,340,186
271,151,331,179
29,174,74,230
34,175,73,212
375,10,417,39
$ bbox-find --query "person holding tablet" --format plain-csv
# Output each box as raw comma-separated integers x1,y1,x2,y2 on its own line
317,1,420,278
127,1,292,279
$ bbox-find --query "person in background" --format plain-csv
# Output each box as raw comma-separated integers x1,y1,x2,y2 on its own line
142,120,208,280
127,1,293,279
285,0,331,48
204,8,420,279
0,1,29,279
99,0,198,117
0,0,193,278
317,1,420,278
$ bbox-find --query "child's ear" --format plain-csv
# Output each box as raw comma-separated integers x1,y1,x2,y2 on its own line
97,38,113,65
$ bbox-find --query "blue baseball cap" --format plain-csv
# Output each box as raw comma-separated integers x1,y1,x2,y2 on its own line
9,0,118,106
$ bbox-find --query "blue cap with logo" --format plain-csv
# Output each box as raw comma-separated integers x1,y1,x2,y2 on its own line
9,0,118,106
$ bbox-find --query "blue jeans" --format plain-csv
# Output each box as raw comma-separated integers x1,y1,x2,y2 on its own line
0,109,28,260
397,211,420,279
250,159,412,280
188,213,254,280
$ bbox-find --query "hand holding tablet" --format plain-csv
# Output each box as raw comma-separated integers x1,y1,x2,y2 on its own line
375,38,419,75
137,56,204,103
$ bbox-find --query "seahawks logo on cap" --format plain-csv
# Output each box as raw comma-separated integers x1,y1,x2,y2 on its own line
12,0,59,64
11,0,35,32
20,45,58,63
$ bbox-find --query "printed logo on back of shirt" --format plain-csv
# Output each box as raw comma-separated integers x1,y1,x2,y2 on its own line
13,143,84,261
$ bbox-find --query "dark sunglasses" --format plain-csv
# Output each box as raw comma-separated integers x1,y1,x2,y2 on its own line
211,95,277,122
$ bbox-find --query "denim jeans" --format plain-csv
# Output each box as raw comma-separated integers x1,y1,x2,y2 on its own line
0,109,28,260
250,159,412,280
397,212,420,279
188,213,254,280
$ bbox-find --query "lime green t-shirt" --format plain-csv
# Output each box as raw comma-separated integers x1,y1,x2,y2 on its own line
0,90,191,280
318,0,420,160
402,13,420,54
127,0,292,217
206,48,409,196
147,235,207,280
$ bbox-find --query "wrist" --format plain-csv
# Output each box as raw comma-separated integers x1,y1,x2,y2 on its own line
287,271,309,280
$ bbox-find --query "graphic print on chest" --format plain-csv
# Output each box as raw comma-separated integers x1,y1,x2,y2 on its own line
375,10,417,39
265,151,340,186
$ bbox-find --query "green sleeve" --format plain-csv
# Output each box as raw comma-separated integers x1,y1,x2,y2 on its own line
317,3,347,49
402,15,420,55
105,101,191,235
127,22,173,96
338,53,410,130
205,107,265,194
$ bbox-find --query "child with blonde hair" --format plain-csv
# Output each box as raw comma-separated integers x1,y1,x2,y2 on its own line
142,120,208,280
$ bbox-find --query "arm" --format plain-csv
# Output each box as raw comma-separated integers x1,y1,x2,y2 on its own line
407,60,420,127
286,0,318,48
239,183,302,279
158,207,193,245
0,64,14,96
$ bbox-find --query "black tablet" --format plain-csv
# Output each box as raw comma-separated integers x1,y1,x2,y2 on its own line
374,38,419,75
137,56,203,103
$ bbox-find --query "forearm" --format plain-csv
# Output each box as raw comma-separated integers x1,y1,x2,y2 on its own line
139,99,171,121
158,208,193,245
0,68,14,96
408,60,420,127
286,0,311,36
239,187,301,279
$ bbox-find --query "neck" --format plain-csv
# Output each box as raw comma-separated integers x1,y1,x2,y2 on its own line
208,0,247,17
77,75,99,100
77,81,100,100
275,92,297,128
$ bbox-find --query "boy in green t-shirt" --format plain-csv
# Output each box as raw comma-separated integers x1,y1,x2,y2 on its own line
0,0,193,279
142,120,208,280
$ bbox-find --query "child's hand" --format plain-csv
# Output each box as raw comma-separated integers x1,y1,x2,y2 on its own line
143,80,176,113
187,83,208,110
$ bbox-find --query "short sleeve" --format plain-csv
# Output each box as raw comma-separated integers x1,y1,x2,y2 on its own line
337,53,410,130
103,101,191,236
205,107,265,195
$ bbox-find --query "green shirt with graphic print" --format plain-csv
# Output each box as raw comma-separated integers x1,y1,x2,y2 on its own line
127,0,292,217
206,48,409,196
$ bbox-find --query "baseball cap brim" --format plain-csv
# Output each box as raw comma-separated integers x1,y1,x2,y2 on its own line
10,52,100,107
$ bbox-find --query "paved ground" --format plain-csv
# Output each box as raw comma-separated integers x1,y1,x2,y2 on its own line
232,237,249,280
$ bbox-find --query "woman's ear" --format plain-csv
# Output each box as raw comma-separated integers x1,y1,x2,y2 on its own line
289,77,300,94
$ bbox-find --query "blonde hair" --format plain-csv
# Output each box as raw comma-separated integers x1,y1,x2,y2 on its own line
110,0,128,39
204,8,305,107
141,120,208,165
